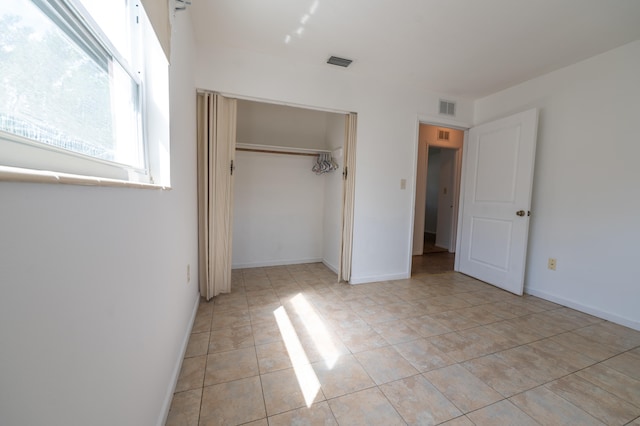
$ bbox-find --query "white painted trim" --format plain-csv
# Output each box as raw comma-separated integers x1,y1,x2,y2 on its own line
526,288,640,331
454,130,470,272
407,117,422,273
449,147,463,253
232,257,324,269
322,259,339,274
0,165,170,189
197,89,353,116
417,114,472,130
349,271,410,285
157,292,201,426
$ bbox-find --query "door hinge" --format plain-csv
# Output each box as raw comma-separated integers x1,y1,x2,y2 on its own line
230,160,235,176
343,166,348,180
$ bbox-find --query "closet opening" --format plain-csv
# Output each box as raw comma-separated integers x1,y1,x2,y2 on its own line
196,92,357,299
411,123,463,275
232,99,351,277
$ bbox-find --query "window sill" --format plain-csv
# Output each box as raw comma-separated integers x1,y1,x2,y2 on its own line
0,165,170,190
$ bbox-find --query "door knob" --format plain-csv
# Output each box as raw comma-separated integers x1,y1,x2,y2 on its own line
516,210,525,217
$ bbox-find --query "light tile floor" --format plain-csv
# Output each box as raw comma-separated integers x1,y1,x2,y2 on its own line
166,263,640,425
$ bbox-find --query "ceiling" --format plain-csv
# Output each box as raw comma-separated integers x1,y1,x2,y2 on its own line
190,0,640,99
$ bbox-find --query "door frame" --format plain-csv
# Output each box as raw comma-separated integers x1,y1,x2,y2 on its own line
408,115,471,275
453,130,469,274
212,90,357,277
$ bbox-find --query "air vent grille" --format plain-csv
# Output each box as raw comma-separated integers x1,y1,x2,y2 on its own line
437,129,450,141
439,100,456,116
327,56,353,67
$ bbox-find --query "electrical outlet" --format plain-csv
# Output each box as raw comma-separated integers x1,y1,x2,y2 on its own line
187,264,191,283
548,258,557,271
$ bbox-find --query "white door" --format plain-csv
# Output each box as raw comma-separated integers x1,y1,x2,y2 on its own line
456,109,538,295
196,92,237,299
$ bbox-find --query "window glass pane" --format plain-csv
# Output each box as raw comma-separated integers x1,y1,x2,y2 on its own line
112,60,143,167
76,0,132,64
0,0,143,169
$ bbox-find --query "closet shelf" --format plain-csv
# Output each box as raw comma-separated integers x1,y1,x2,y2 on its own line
236,143,331,157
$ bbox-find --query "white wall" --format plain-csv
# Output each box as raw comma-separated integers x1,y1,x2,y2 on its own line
475,40,640,330
232,110,344,270
232,103,344,270
232,151,325,268
236,100,331,150
0,10,200,426
196,45,474,283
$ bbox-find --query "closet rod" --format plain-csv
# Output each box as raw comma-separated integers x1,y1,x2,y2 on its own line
236,148,319,157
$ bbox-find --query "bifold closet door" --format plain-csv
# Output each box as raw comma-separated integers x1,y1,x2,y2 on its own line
197,92,237,300
339,112,357,282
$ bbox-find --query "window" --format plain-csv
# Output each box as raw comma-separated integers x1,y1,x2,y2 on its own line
0,0,169,186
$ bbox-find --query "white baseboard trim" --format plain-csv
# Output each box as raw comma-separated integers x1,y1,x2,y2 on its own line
232,258,324,269
322,259,338,274
157,292,200,426
349,271,410,285
526,288,640,331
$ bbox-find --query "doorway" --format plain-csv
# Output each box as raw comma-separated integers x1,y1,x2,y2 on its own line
196,92,358,298
411,124,464,275
231,99,356,282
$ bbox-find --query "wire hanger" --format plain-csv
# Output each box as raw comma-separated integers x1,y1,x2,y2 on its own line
313,152,339,175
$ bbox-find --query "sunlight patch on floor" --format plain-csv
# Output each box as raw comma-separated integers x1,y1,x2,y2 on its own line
291,293,340,369
274,305,321,407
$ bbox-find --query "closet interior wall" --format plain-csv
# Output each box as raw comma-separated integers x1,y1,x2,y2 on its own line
232,100,345,271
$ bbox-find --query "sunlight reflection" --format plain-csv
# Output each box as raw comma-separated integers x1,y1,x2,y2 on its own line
274,306,321,407
291,293,340,369
283,1,319,45
309,0,319,15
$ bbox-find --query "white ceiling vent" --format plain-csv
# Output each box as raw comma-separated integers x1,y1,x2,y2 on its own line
327,56,353,67
437,129,450,141
439,99,456,116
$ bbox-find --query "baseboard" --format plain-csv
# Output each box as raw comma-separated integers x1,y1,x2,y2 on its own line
157,292,200,426
349,271,410,285
322,259,338,274
526,288,640,331
232,257,323,269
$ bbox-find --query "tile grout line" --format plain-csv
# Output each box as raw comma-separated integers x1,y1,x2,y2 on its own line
170,264,640,425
